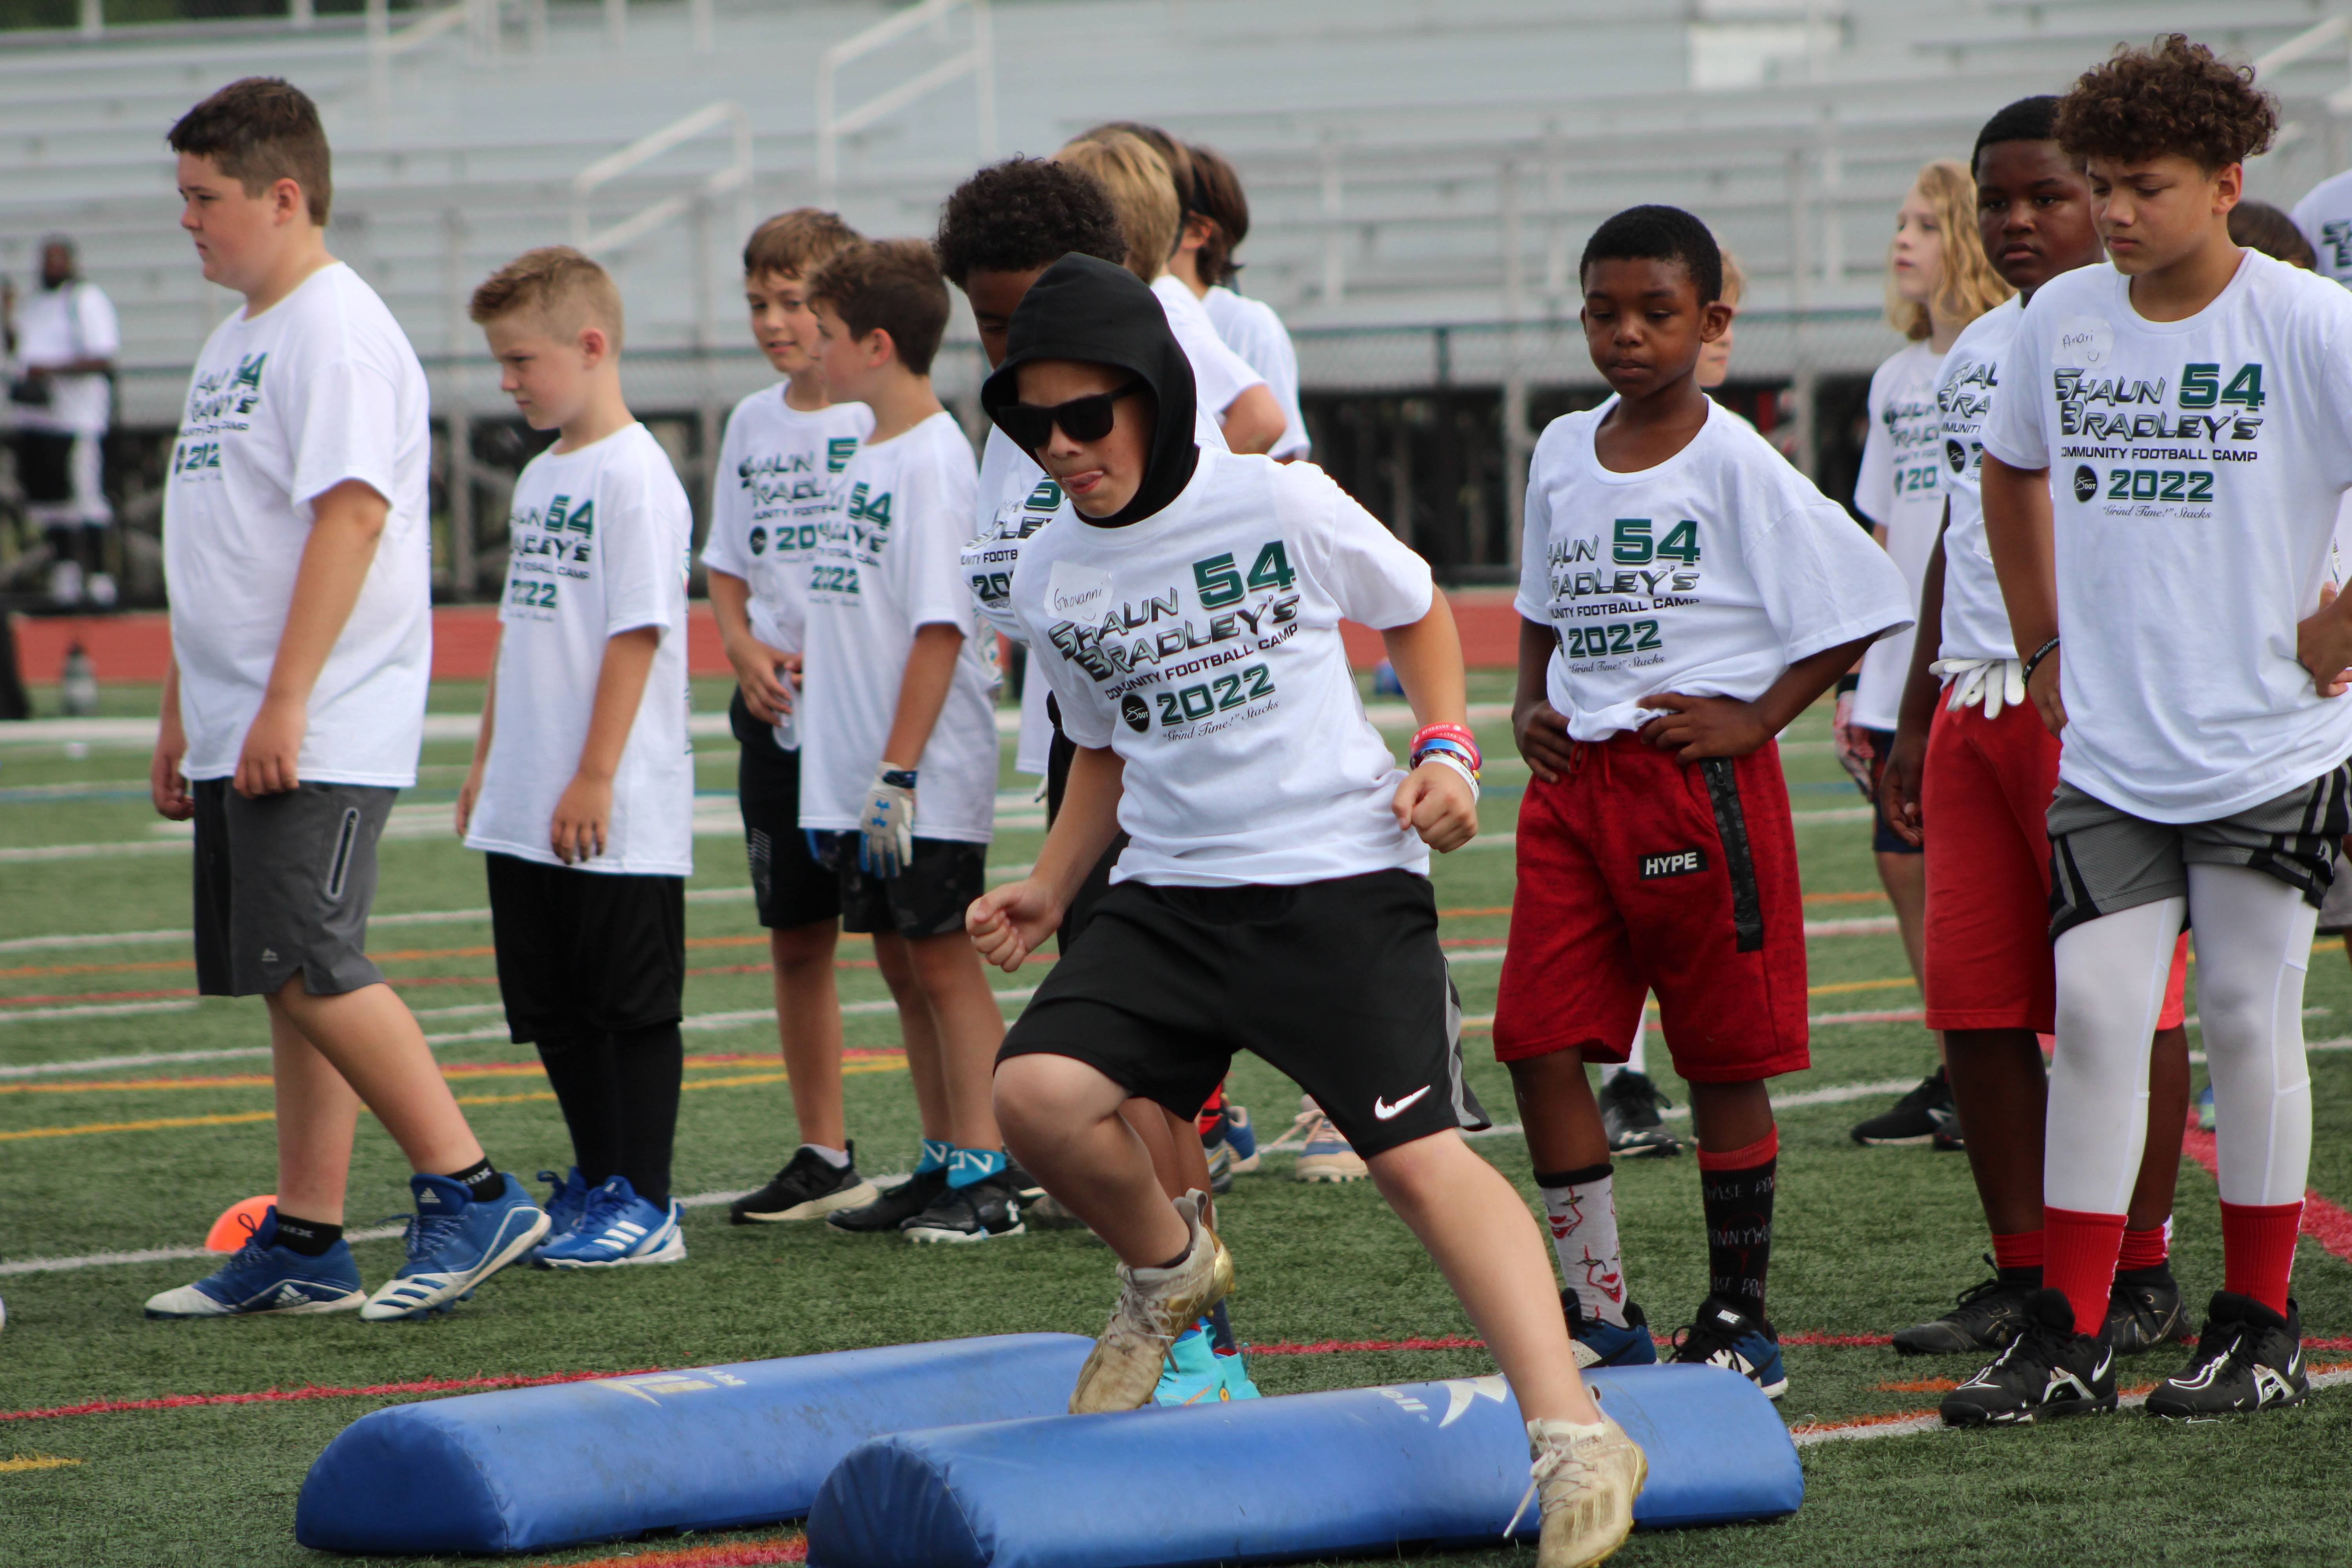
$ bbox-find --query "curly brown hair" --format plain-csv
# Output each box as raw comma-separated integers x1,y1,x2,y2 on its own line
2054,34,2276,171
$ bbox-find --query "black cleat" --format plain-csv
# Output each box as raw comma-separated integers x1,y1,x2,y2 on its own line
1939,1287,2116,1426
826,1166,949,1233
2107,1263,2187,1356
1669,1296,1787,1399
901,1175,1027,1243
1893,1263,2040,1357
730,1143,880,1224
1599,1070,1683,1158
1850,1066,1955,1146
2145,1292,2309,1417
1000,1160,1045,1202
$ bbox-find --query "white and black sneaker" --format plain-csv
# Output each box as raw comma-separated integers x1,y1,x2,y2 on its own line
1939,1287,2116,1426
1849,1065,1955,1147
901,1175,1026,1244
1598,1071,1682,1158
1668,1296,1787,1399
730,1143,880,1224
826,1167,948,1234
2145,1292,2308,1417
2106,1263,2187,1356
1892,1261,2040,1357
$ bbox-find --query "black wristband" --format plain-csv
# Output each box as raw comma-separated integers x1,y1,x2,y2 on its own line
1834,673,1860,696
2022,637,2061,684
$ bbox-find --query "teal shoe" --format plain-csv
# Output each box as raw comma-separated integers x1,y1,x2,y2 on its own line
1152,1321,1229,1406
1215,1344,1262,1401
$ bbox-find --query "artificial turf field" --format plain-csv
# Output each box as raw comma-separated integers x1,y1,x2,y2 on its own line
3,671,2351,1568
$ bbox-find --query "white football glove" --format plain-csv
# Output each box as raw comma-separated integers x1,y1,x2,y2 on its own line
858,766,918,878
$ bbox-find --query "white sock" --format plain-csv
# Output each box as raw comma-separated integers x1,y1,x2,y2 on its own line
800,1143,851,1169
1539,1168,1627,1327
2187,864,2316,1207
2046,897,2181,1214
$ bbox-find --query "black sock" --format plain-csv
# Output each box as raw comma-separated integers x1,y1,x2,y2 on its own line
1998,1265,2045,1289
1207,1299,1237,1354
1534,1161,1615,1189
272,1213,343,1256
1700,1146,1778,1320
442,1158,505,1205
610,1022,683,1208
535,1032,623,1187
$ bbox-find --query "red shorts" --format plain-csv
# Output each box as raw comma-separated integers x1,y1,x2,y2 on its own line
1493,733,1809,1083
1922,697,2187,1032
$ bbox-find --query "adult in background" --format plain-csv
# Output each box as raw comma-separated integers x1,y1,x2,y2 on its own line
7,236,120,606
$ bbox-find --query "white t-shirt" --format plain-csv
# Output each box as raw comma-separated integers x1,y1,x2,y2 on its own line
1153,275,1267,424
1013,448,1433,886
800,410,997,844
1981,252,2352,822
700,387,873,751
1517,397,1911,742
163,263,431,787
1203,285,1309,459
1851,339,1948,730
10,280,119,436
466,423,695,876
2290,169,2352,290
1935,296,2023,663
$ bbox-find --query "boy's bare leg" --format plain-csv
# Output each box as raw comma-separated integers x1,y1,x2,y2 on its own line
873,931,951,1142
906,929,1005,1150
1877,850,1948,1070
770,920,845,1149
1508,1049,1612,1171
1367,1131,1603,1426
996,1053,1191,1263
270,980,481,1176
271,1004,362,1225
2130,1024,2191,1229
1687,1080,1773,1152
1118,1102,1216,1205
1944,1029,2047,1235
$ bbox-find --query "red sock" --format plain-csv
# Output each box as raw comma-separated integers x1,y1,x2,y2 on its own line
2116,1224,2169,1272
1990,1229,2044,1273
2219,1200,2302,1317
2043,1207,2127,1336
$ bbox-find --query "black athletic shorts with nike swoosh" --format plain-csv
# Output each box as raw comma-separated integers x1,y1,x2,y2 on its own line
997,868,1488,1158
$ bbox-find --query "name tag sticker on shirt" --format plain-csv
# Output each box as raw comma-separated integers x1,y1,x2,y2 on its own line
2053,315,2114,370
1639,848,1707,880
1046,560,1115,621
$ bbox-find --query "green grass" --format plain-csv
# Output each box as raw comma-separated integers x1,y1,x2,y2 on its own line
2,680,2350,1566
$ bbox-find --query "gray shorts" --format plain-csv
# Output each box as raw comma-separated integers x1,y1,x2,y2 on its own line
193,778,394,998
2046,768,2350,941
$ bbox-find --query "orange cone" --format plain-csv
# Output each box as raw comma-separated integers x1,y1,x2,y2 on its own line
205,1194,278,1252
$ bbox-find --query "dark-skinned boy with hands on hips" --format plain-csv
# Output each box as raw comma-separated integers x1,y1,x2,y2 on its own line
1498,207,1910,1397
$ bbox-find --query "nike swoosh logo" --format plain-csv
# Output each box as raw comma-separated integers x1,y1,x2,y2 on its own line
2092,1348,2112,1380
1374,1085,1433,1121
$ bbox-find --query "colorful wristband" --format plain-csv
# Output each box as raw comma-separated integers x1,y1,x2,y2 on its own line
1410,723,1481,772
1410,736,1481,779
1416,750,1481,803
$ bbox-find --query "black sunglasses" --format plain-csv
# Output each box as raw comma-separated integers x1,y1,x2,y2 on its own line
993,381,1146,452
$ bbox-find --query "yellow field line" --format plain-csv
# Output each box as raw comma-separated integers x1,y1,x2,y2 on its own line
0,1454,83,1474
0,1058,908,1142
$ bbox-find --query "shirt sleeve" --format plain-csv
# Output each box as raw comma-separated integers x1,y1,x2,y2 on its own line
289,356,404,516
598,448,686,639
1852,359,1896,527
1279,462,1432,630
699,409,749,577
899,432,982,636
1746,489,1914,664
1980,296,2054,472
75,285,120,359
1514,426,1558,623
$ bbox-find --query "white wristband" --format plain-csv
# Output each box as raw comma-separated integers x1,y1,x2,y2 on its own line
1416,750,1480,803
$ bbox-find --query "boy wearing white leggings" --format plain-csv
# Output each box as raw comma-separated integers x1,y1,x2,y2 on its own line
1964,36,2352,1423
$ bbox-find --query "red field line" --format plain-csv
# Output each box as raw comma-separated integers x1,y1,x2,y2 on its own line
1248,1336,1486,1356
542,1540,806,1568
2181,1129,2352,1267
0,1367,662,1423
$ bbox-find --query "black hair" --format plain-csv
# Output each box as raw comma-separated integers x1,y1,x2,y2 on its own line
1579,205,1722,306
933,157,1127,287
2230,200,2315,269
1973,96,2062,172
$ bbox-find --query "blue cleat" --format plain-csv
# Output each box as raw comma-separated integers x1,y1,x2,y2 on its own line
535,1176,686,1270
359,1173,549,1321
1153,1321,1230,1406
1214,1344,1263,1401
144,1206,366,1318
1670,1296,1788,1399
1564,1292,1660,1369
530,1168,592,1263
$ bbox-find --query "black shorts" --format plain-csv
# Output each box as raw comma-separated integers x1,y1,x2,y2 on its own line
1863,728,1920,856
733,692,840,930
998,869,1489,1158
193,778,392,998
818,834,989,939
485,852,685,1042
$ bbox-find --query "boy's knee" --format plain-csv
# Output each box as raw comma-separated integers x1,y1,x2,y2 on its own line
769,921,837,968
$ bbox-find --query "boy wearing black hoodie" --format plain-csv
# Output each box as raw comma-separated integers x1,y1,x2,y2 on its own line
965,255,1644,1568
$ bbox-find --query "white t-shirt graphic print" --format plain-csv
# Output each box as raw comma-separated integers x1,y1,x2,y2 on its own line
1935,296,2023,663
466,423,694,876
700,388,872,750
1517,398,1910,742
163,262,432,786
800,410,997,844
1012,448,1434,887
1851,339,1948,730
1981,252,2352,823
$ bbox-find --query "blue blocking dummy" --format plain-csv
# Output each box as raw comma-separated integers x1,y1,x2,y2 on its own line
806,1363,1799,1568
295,1333,1094,1554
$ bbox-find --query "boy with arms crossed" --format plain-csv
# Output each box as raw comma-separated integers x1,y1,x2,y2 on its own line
1499,208,1909,1394
457,249,695,1269
970,254,1644,1568
799,240,1018,1244
700,210,883,1226
1877,97,2193,1364
1963,38,2352,1423
145,78,547,1321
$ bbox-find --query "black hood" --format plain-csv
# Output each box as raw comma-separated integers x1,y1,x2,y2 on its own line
980,254,1199,528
